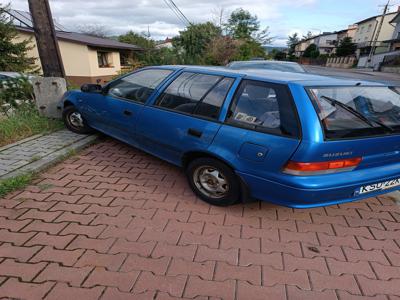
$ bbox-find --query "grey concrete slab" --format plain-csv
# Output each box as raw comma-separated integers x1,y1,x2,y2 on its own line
0,129,98,180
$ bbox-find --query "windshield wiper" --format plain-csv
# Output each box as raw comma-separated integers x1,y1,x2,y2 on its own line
320,95,394,133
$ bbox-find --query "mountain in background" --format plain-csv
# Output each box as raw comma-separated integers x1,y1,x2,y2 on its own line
263,46,288,53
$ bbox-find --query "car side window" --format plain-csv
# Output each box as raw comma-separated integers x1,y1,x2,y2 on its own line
155,72,222,115
108,69,173,103
193,77,235,119
227,80,300,138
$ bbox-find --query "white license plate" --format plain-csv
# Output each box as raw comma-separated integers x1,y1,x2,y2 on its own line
358,178,400,195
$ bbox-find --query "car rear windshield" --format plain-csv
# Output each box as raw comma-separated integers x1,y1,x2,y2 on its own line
308,86,400,139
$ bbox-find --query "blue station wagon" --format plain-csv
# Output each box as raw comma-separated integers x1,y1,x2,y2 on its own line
61,66,400,208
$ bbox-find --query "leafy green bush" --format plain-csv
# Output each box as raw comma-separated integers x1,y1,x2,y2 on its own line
303,44,320,59
0,76,34,115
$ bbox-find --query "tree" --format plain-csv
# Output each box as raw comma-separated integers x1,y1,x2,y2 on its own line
77,24,109,38
118,31,181,67
0,4,36,72
303,31,314,40
205,36,240,65
225,8,272,44
222,8,270,61
287,33,300,56
273,51,287,61
173,22,221,64
226,8,259,39
235,39,266,61
118,31,155,49
336,37,357,57
303,43,320,58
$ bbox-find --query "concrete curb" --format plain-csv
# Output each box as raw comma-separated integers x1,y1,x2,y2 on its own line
0,134,98,180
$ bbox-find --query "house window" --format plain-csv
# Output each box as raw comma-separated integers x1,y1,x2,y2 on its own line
367,24,372,32
120,52,131,67
97,51,112,68
397,32,400,39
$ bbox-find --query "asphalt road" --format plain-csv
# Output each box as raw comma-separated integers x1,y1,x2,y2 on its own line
304,65,400,86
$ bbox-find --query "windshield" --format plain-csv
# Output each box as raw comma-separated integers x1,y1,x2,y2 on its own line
228,62,306,73
309,86,400,139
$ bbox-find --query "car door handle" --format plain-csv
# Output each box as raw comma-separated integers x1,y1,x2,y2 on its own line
123,110,133,116
188,128,203,138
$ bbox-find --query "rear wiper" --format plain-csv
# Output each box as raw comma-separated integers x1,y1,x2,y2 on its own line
320,95,394,132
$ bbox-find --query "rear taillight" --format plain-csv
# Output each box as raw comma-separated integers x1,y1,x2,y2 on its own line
283,157,362,175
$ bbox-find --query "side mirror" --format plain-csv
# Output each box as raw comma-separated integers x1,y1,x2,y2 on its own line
80,83,102,93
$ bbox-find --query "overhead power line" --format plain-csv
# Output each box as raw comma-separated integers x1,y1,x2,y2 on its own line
162,0,187,25
168,0,191,25
162,0,191,26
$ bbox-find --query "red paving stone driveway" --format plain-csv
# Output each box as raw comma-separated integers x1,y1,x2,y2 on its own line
0,139,400,300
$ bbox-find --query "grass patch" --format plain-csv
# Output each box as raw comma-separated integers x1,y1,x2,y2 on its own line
0,172,35,198
0,108,64,147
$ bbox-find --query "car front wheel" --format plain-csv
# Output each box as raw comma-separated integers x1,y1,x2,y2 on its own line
186,157,240,206
62,106,93,134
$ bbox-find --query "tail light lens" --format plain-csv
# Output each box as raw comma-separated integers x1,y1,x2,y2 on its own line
283,157,362,175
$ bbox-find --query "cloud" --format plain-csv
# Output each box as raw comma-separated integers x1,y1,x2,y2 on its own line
3,0,317,43
2,0,386,46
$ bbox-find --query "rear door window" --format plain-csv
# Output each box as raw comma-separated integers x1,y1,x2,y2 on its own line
226,80,300,138
308,86,400,139
155,72,234,120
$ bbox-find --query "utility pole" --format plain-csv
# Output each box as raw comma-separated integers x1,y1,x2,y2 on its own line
27,0,65,77
367,0,391,67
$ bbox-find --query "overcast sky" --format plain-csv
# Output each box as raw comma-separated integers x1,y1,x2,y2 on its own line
4,0,400,46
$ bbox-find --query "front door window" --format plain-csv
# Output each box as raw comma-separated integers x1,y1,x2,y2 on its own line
108,69,173,104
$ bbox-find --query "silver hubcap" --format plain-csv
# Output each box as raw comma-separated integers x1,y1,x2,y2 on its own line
193,165,229,199
69,112,84,128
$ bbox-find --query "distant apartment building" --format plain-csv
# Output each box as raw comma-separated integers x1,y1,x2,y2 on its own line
294,37,315,57
294,25,357,57
353,11,397,56
385,12,400,51
337,24,358,42
314,32,338,55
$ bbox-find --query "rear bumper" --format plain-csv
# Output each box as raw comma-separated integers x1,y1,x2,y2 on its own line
237,168,400,208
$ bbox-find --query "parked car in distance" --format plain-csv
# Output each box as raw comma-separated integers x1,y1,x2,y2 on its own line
227,60,307,73
61,66,400,208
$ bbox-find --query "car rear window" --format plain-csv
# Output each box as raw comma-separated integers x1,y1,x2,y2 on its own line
155,72,234,120
226,80,300,138
308,86,400,139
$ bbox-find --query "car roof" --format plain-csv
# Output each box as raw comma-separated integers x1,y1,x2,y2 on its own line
230,60,301,65
157,65,384,87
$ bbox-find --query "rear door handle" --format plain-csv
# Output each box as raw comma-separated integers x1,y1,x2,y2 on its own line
188,128,202,138
123,110,132,116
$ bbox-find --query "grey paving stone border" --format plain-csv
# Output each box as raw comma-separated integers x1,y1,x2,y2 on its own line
0,134,43,152
0,130,98,180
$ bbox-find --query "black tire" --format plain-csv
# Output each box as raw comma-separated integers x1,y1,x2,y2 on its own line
62,106,94,134
186,157,240,206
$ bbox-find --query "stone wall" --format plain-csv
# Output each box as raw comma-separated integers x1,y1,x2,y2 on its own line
381,66,400,73
326,57,356,69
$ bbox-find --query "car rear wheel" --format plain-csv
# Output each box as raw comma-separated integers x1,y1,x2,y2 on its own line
186,157,240,206
62,106,93,134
